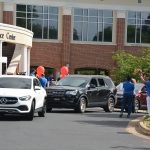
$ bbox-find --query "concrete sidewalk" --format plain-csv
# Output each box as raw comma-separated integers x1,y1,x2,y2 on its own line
127,117,150,140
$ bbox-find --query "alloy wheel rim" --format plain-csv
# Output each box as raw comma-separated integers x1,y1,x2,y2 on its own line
109,99,114,111
135,100,139,112
81,99,86,112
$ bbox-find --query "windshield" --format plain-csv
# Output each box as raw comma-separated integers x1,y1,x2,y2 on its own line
0,77,32,89
56,77,89,87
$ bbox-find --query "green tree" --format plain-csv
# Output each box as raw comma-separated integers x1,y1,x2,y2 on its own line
112,50,143,83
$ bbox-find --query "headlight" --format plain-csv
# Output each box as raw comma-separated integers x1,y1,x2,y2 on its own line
19,95,31,101
66,90,78,95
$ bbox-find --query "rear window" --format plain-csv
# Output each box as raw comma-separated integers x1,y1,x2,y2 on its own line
104,78,115,88
98,78,105,86
0,77,31,89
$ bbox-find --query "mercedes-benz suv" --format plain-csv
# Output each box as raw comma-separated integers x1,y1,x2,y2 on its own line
46,75,117,113
0,75,47,120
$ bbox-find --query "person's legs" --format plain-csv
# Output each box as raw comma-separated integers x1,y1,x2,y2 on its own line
132,95,135,113
146,96,150,116
127,95,132,118
120,94,127,117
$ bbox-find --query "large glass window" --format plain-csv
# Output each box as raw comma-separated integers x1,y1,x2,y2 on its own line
16,4,58,39
127,11,150,44
73,8,113,42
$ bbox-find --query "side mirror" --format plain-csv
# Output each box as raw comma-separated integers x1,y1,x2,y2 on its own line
34,86,41,90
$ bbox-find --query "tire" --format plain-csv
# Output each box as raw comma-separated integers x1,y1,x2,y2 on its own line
103,97,114,112
27,101,35,121
38,101,46,117
76,97,86,113
46,107,52,113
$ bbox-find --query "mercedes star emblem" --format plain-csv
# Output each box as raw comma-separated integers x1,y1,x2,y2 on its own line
0,98,7,104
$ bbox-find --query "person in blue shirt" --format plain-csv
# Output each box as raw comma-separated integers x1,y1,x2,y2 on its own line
119,76,135,118
139,71,150,117
39,74,47,88
30,68,36,77
47,73,53,87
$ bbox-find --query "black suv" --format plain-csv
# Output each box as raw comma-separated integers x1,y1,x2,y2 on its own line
46,75,117,113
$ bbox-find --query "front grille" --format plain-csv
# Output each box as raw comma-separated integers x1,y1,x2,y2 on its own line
47,90,65,97
0,97,18,104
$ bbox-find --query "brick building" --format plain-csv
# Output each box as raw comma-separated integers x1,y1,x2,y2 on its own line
0,0,150,78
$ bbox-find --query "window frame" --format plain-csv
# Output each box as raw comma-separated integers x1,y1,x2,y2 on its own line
16,4,60,41
72,8,114,44
126,10,150,45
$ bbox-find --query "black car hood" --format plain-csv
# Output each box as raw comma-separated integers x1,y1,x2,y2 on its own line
46,86,82,91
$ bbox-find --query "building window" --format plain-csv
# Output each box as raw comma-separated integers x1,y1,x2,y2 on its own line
16,4,58,39
75,67,109,75
73,8,113,42
138,0,142,3
127,11,150,44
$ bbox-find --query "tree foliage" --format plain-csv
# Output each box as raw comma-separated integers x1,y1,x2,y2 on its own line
112,48,150,83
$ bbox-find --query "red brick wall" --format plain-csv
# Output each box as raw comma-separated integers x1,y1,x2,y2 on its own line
116,18,125,50
30,42,62,72
70,44,116,74
124,46,144,57
62,15,71,66
3,11,13,25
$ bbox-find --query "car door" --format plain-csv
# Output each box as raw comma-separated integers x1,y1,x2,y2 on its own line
86,78,98,106
33,78,44,109
96,78,110,105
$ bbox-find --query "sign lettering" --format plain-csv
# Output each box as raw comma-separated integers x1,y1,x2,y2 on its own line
6,33,16,40
0,32,16,40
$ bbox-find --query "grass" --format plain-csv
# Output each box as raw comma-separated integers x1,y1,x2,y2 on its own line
143,116,150,128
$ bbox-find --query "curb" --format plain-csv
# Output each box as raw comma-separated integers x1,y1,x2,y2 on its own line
136,118,150,136
127,117,150,140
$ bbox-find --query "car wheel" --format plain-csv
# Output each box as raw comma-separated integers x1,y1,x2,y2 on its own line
38,101,46,117
46,107,52,113
27,101,35,121
76,97,86,113
103,97,114,112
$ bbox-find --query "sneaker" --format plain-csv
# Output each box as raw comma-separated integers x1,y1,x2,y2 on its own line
119,113,123,118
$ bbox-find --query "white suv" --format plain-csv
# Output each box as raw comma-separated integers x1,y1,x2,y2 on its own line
0,75,47,120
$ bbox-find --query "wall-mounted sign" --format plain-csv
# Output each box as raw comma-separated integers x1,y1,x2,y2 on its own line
0,23,33,47
0,32,16,41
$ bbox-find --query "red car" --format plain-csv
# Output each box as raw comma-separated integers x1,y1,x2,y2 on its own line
135,85,147,110
115,83,147,112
